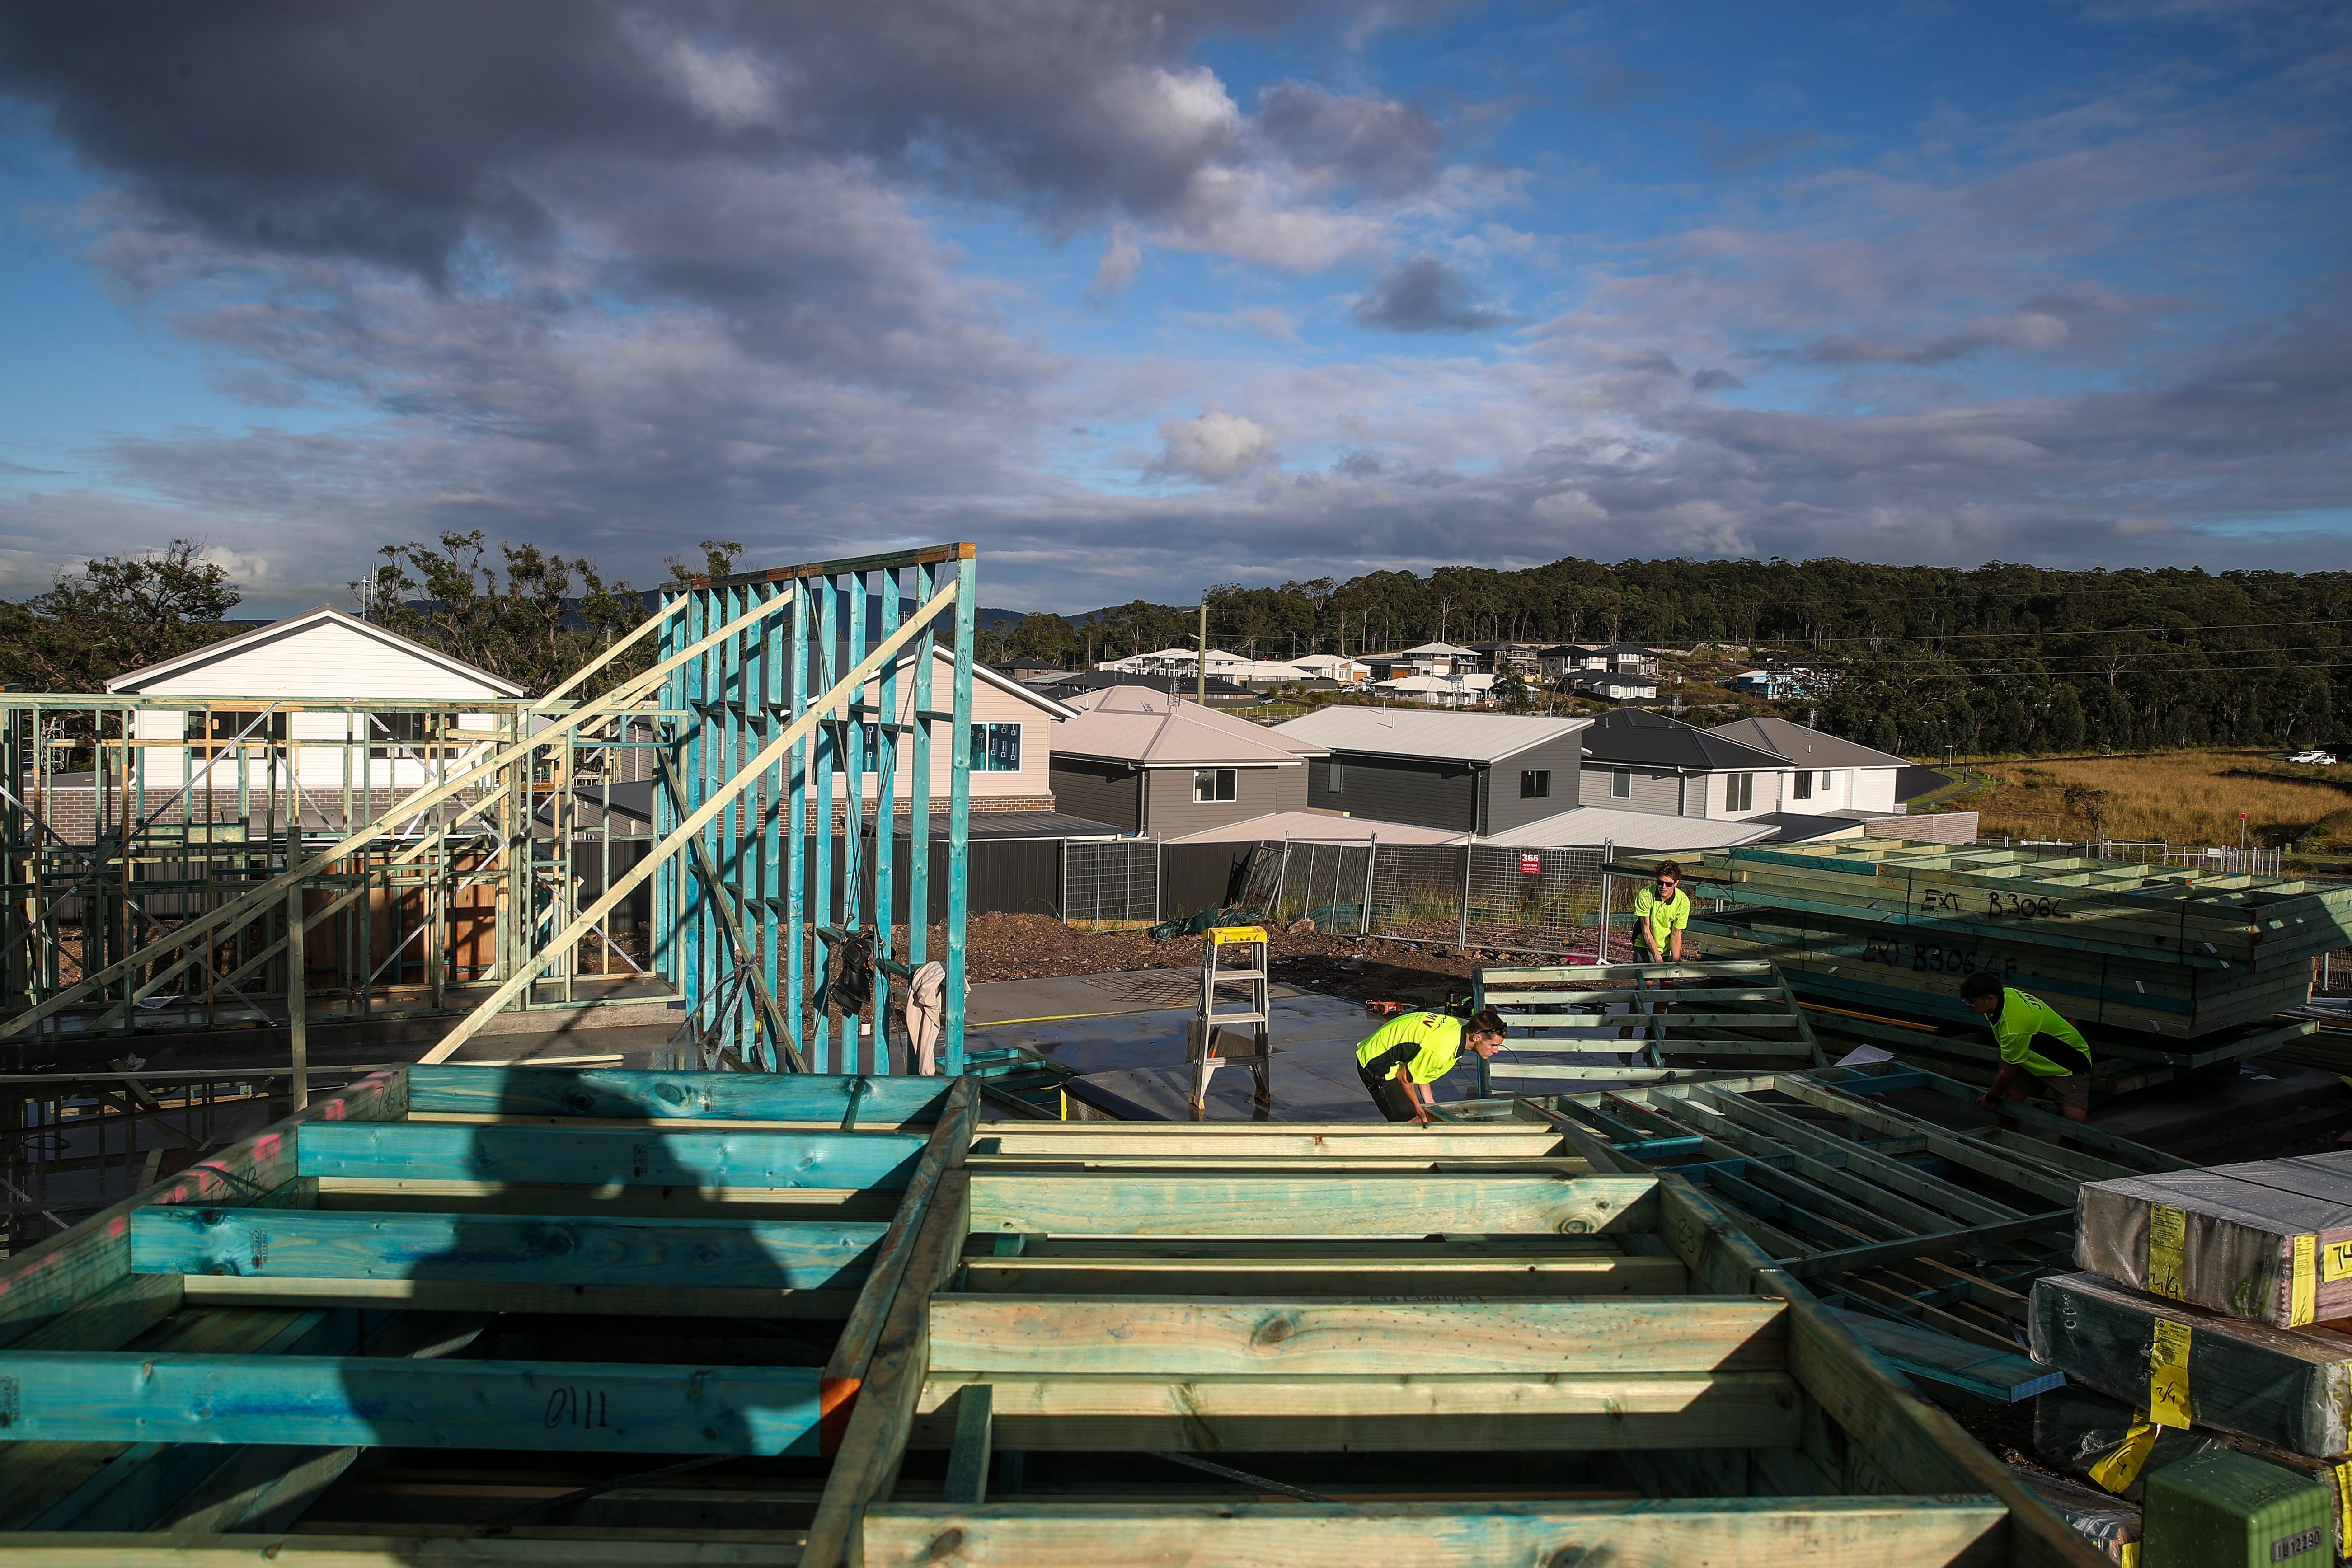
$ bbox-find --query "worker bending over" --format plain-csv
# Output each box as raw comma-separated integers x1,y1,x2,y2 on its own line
1961,970,2093,1124
1354,1008,1507,1124
1632,861,1691,963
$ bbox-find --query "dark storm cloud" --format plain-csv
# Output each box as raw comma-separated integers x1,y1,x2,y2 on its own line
1350,253,1512,332
1255,80,1441,195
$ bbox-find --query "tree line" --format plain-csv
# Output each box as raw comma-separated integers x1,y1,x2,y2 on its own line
4,543,2345,756
990,557,2352,756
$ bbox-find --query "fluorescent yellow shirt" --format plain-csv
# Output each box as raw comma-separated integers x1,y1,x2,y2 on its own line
1354,1012,1467,1085
1992,988,2094,1077
1633,883,1691,954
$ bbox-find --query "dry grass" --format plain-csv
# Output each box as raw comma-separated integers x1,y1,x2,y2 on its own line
1964,751,2352,849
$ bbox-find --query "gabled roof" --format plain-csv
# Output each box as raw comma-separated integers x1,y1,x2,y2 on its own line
1580,708,1787,771
1272,708,1587,764
1159,811,1471,846
1397,641,1479,657
1591,642,1659,656
105,606,529,697
1052,686,1319,767
1477,806,1776,851
1704,715,1908,770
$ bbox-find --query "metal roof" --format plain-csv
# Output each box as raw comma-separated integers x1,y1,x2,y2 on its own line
1704,715,1909,770
1270,707,1587,764
1580,708,1787,770
105,605,530,698
1052,685,1319,767
1476,806,1777,851
1158,811,1471,846
1750,810,1870,844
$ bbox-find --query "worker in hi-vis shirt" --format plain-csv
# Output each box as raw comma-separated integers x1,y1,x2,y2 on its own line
1631,860,1692,963
1960,970,2093,1123
1353,1008,1508,1124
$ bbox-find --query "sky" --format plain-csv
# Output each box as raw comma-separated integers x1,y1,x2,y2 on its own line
0,1,2348,618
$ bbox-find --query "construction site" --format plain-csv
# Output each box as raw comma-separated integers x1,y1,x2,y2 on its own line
6,543,2352,1567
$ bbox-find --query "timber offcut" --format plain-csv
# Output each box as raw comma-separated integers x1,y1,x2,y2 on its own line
0,1064,2108,1566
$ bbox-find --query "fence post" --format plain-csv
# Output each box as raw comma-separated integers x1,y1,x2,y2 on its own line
1597,861,1613,965
1455,845,1473,952
1359,837,1376,937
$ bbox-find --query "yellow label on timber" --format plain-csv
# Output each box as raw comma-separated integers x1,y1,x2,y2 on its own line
2089,1418,2163,1493
2117,1545,2140,1568
2147,1203,2187,1300
2293,1233,2319,1327
2333,1459,2352,1551
2149,1318,2193,1430
2323,1239,2352,1283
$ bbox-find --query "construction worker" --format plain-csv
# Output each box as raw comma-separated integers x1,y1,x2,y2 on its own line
1632,861,1692,964
1355,1008,1508,1124
1961,971,2093,1124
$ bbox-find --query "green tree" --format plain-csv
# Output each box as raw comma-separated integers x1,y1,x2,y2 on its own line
352,531,648,698
1490,664,1534,714
0,538,242,690
2044,686,2087,752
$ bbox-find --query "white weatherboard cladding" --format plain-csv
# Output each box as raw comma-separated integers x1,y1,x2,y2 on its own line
133,618,514,701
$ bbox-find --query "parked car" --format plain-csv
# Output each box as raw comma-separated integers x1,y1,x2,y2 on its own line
2290,749,2337,766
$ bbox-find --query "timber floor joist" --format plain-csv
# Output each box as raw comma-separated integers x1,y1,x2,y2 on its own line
0,1064,2107,1567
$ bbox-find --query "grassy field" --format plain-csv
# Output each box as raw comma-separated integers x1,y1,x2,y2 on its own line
1957,751,2352,850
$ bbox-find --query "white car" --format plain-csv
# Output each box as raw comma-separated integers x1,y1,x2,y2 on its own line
2291,750,2337,766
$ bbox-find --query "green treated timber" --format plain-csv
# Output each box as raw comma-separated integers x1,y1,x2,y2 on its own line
0,1535,804,1563
0,1350,825,1454
1685,1086,2025,1224
404,1066,952,1125
913,1371,1805,1454
1827,1307,2063,1404
128,1208,887,1289
965,1173,1658,1236
959,1255,1688,1296
1500,1011,1802,1028
1488,987,1786,1004
942,1384,992,1508
295,1121,926,1191
1757,1078,2081,1207
925,1297,1785,1377
175,1274,859,1319
1778,1211,2075,1280
859,1498,2009,1568
0,1070,407,1352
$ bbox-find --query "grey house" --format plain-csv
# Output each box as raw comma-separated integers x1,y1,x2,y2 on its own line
1580,707,1790,821
1045,686,1323,838
1268,709,1591,836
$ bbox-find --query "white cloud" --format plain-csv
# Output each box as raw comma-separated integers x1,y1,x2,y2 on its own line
1150,406,1280,482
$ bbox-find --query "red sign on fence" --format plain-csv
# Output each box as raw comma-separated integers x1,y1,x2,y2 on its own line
1519,853,1542,876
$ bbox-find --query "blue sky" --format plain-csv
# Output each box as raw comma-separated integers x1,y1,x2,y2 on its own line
1,1,2347,616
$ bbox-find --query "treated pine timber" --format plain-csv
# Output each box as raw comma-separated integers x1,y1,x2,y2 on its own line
857,1497,2009,1568
404,1065,952,1125
965,1172,1658,1236
971,1127,1568,1157
941,1385,991,1508
129,1208,887,1290
801,1168,975,1568
1826,1308,2063,1403
1780,1212,2075,1280
958,1254,1688,1296
0,1349,827,1454
309,1178,901,1221
0,1069,406,1351
911,1370,1803,1452
174,1275,862,1319
923,1297,1785,1377
294,1122,926,1191
963,1154,1594,1174
0,1536,803,1564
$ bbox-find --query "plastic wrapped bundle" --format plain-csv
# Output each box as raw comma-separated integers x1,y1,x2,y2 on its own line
2075,1154,2352,1328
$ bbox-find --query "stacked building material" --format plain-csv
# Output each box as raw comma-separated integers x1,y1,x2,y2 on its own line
1617,839,2339,1084
2026,1154,2352,1559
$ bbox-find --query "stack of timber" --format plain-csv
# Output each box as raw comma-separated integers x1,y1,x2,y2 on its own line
1471,958,1826,1086
1616,840,2335,1087
0,1063,2114,1565
1446,1059,2190,1407
2024,1152,2352,1554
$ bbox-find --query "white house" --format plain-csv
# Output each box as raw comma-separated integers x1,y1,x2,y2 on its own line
106,606,527,789
842,648,1077,813
1704,715,1906,816
1375,672,1495,708
1289,654,1371,684
1095,647,1249,677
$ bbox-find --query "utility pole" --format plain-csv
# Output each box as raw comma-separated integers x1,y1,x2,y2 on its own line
1197,596,1208,709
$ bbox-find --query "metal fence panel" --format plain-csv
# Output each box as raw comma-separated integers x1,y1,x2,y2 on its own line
1364,844,1469,945
1063,839,1160,925
1462,845,1612,958
1261,842,1374,933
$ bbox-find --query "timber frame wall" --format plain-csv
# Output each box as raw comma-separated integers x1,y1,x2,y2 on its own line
0,1063,2103,1566
0,543,983,1252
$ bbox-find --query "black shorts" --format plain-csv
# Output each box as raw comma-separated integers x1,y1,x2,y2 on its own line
1359,1063,1421,1122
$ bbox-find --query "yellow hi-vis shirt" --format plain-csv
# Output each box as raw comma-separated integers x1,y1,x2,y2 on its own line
1354,1011,1467,1086
1633,883,1691,953
1992,988,2094,1077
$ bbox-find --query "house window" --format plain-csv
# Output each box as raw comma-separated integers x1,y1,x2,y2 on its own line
1193,768,1237,803
1823,770,1842,796
1329,760,1345,793
1521,770,1550,798
185,709,290,746
968,723,1022,773
1793,770,1812,801
1610,768,1631,799
364,711,457,760
1726,772,1755,812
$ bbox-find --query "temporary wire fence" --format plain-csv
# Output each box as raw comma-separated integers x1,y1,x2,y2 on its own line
1227,839,1627,958
1063,839,1161,928
1982,836,2283,878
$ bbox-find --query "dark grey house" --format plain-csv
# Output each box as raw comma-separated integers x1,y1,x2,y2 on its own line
1579,707,1790,822
1045,686,1324,838
1268,709,1591,836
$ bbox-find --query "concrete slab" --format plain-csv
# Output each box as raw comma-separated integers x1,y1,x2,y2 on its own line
967,968,1299,1026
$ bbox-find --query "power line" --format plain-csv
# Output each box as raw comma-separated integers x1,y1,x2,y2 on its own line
1779,657,2352,683
1737,618,2352,646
